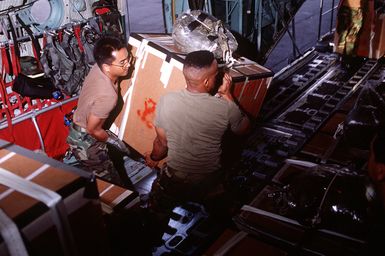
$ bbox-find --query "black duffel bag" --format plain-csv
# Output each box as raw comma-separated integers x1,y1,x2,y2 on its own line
13,73,57,99
12,56,57,99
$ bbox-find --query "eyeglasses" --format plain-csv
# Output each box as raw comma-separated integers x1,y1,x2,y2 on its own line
109,56,135,68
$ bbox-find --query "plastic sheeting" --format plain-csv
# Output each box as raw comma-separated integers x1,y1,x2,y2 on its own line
269,165,376,239
172,10,238,64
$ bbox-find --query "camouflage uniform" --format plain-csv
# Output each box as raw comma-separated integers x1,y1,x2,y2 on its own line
149,165,224,215
66,123,120,183
336,6,364,56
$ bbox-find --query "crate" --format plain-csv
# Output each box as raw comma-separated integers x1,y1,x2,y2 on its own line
114,33,273,155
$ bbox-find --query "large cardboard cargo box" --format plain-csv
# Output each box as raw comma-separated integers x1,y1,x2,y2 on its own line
114,33,273,155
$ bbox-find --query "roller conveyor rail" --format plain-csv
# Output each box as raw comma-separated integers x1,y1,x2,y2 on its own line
260,50,338,121
230,54,383,202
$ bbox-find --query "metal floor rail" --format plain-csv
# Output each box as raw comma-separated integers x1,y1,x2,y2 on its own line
230,53,382,200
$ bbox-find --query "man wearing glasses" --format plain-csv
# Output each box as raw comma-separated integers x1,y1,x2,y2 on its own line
67,36,132,185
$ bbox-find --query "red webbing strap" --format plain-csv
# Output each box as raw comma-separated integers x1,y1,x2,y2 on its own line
9,42,20,76
73,24,84,53
0,78,14,141
57,28,63,43
98,17,103,34
42,32,47,49
95,7,111,16
0,44,12,76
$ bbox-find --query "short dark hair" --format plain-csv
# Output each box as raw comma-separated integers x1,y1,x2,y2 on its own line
93,36,126,68
184,50,215,69
373,129,385,164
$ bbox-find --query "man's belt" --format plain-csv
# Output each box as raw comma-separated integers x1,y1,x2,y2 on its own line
164,165,215,180
72,123,87,133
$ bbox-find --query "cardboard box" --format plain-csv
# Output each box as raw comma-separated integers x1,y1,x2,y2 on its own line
0,140,109,256
114,33,273,155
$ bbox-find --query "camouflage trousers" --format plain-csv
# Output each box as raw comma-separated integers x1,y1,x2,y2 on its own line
66,124,120,183
336,6,363,56
149,165,224,215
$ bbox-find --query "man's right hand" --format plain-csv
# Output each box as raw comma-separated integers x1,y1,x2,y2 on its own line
217,73,234,102
144,151,159,168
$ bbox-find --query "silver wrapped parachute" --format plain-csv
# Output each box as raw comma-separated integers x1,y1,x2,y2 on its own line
172,10,238,65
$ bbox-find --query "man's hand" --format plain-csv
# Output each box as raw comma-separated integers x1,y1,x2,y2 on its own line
217,73,234,102
106,130,131,155
144,151,159,168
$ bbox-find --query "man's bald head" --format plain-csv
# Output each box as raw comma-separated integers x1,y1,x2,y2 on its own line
183,51,216,87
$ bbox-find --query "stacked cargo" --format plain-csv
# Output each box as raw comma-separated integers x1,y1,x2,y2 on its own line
0,140,110,255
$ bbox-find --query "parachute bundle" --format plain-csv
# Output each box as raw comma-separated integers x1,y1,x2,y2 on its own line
172,10,238,65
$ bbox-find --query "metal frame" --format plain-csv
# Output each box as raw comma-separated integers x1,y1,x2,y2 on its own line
221,0,338,62
163,0,213,33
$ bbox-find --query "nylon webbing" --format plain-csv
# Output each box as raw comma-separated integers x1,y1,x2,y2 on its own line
15,14,41,61
0,78,14,142
6,14,19,59
58,28,63,43
0,167,78,256
42,32,47,48
0,209,28,256
73,24,84,52
9,41,20,76
0,44,11,75
0,18,9,41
